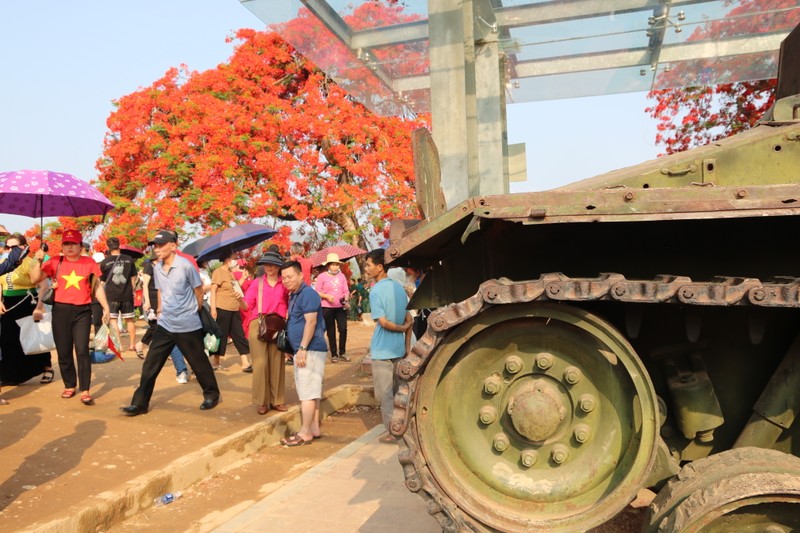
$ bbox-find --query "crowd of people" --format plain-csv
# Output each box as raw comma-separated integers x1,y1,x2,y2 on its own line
0,224,422,447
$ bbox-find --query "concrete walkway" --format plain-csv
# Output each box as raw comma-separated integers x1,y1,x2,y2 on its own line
214,426,440,533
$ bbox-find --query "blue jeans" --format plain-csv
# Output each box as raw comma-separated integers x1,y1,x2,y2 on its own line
170,345,188,375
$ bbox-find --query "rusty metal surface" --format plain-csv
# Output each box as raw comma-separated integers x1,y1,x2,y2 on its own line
644,448,800,532
411,128,448,221
777,22,800,100
386,181,800,268
391,273,800,531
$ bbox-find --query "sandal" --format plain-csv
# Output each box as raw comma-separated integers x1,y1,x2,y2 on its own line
80,393,94,405
135,350,145,360
280,433,312,447
61,389,76,399
0,398,9,405
40,369,55,384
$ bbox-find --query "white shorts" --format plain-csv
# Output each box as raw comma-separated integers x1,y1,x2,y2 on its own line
293,350,326,401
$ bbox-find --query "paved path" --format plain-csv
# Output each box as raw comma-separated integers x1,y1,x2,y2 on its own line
214,426,440,533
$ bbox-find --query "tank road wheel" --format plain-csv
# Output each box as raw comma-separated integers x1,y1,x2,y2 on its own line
645,448,800,533
410,303,658,532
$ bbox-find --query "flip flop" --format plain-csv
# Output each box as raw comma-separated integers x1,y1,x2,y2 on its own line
0,398,9,405
280,433,312,447
135,351,145,360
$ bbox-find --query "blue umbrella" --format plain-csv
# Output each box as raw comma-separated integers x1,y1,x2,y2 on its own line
181,234,213,258
194,223,277,263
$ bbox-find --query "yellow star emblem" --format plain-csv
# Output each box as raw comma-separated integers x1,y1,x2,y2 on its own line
61,270,85,290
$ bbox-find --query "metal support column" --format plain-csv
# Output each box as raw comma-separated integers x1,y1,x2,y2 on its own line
429,0,509,207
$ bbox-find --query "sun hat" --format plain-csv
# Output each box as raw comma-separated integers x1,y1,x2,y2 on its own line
322,253,342,266
256,251,284,267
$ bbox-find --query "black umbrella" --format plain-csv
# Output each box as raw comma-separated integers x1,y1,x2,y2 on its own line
192,224,277,263
181,235,213,258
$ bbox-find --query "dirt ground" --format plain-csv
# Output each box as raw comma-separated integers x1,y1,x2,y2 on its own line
0,319,646,532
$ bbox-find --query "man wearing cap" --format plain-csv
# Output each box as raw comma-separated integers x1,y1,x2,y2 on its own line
100,237,138,352
120,230,220,415
30,229,111,405
314,253,350,363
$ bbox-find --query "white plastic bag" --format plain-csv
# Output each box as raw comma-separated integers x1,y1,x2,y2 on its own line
16,313,56,354
94,324,110,351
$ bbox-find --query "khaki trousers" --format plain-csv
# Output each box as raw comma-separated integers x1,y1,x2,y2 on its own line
248,320,285,406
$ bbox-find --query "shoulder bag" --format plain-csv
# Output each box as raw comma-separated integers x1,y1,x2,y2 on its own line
257,278,286,342
276,284,298,353
41,257,63,306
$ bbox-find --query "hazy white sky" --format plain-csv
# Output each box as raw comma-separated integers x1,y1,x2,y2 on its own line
0,0,662,235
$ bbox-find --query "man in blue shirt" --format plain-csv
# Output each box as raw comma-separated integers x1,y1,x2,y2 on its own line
279,261,327,446
120,230,220,416
363,249,412,444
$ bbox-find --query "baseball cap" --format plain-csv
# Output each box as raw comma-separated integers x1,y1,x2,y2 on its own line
62,229,82,244
149,230,178,245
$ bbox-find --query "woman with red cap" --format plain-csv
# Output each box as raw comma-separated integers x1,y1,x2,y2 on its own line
30,229,110,405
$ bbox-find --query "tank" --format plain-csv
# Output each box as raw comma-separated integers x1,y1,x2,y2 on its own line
384,23,800,533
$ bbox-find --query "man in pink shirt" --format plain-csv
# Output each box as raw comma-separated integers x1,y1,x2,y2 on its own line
314,253,350,362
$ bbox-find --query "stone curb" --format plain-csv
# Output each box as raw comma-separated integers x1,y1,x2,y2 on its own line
23,384,378,533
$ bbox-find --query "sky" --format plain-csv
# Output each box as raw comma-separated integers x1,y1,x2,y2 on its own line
0,0,662,236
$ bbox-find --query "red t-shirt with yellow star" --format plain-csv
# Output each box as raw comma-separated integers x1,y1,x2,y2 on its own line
41,256,102,306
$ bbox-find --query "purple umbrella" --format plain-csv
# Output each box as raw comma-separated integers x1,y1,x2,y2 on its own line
0,170,114,230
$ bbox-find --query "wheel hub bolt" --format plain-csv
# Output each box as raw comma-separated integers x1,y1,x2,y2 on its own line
493,433,510,452
479,405,498,425
573,424,591,444
520,450,538,468
578,394,596,413
551,444,569,464
505,356,523,374
563,366,583,385
535,353,554,371
483,374,503,395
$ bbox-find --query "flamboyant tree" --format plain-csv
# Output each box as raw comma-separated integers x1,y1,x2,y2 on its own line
647,0,800,154
93,6,427,252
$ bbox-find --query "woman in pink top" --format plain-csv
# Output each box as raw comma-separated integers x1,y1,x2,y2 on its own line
314,253,350,362
242,251,289,415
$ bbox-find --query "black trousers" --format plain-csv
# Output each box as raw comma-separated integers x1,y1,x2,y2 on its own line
212,308,249,356
52,302,92,391
322,307,348,357
0,293,51,385
131,326,219,409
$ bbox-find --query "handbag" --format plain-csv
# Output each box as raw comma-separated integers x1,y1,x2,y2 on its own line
16,313,56,354
198,303,222,338
41,257,63,305
256,278,286,342
276,328,292,353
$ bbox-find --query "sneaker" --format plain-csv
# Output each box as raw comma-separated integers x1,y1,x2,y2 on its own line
176,371,189,384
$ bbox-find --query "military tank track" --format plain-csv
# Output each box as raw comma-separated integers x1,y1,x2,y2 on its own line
391,273,800,532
